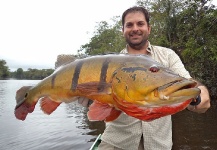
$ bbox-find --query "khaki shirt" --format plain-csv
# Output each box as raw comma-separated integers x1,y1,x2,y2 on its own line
101,43,191,150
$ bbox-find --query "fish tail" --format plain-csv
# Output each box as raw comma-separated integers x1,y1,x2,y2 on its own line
15,86,35,121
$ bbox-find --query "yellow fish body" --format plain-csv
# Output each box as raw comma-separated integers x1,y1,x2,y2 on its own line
15,54,200,121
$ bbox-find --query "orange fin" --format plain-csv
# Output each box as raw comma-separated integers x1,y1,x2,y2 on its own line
40,97,61,115
77,82,111,95
87,101,121,122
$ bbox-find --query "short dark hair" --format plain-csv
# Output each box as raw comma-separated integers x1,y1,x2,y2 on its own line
122,6,150,27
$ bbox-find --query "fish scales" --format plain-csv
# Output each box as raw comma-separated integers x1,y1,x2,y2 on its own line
14,54,200,122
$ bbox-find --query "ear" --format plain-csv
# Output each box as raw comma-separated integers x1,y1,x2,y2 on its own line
148,25,151,34
122,27,125,37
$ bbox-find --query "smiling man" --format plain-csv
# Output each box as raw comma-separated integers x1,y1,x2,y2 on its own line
98,6,210,150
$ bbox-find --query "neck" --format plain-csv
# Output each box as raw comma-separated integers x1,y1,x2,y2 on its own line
127,41,149,55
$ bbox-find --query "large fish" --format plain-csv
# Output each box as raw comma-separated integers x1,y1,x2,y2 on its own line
14,54,200,122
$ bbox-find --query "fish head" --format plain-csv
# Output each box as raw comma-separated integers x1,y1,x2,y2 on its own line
111,60,200,107
14,86,37,121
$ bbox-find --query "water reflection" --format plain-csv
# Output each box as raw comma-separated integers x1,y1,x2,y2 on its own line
0,80,99,150
0,81,6,115
172,101,217,150
65,102,105,142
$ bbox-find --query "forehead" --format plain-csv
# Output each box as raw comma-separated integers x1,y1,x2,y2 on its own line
124,12,146,24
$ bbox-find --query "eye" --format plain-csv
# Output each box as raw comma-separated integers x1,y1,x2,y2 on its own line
149,65,160,72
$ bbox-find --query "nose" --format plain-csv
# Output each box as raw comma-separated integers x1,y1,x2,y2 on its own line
132,24,139,32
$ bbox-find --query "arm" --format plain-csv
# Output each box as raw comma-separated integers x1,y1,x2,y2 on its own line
187,80,210,113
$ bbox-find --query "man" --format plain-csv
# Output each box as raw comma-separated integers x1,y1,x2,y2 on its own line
96,6,210,150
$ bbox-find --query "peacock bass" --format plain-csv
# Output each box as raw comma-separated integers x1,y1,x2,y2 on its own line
14,54,200,122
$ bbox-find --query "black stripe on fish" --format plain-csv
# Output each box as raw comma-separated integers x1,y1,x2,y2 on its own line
71,60,84,91
97,57,110,92
51,73,57,88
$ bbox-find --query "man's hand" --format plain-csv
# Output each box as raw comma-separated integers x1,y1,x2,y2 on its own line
187,85,210,113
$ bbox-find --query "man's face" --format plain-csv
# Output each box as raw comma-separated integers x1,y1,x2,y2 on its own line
123,12,151,50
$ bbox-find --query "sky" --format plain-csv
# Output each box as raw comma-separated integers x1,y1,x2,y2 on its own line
0,0,216,71
0,0,137,71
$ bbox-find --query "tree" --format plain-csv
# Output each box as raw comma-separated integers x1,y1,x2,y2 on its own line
15,68,24,79
180,1,217,97
78,17,125,55
0,59,10,79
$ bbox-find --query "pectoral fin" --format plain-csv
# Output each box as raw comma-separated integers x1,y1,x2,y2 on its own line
40,97,61,114
87,101,121,122
76,82,112,95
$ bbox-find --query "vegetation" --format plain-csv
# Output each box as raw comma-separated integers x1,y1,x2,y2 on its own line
0,61,54,80
0,60,10,79
1,0,216,98
78,18,126,55
10,68,54,80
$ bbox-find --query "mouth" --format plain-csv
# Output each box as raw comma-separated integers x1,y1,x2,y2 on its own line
157,79,199,100
130,34,141,38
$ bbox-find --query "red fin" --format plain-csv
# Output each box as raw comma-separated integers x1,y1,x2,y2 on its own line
40,97,61,114
87,101,121,122
15,101,36,121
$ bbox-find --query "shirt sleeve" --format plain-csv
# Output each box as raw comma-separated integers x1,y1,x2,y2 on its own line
168,50,192,79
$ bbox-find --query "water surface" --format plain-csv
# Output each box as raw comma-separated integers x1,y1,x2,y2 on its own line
0,80,104,150
0,80,216,150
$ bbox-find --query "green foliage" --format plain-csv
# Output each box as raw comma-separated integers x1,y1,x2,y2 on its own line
0,59,10,79
16,68,24,79
78,17,126,55
10,68,54,80
179,0,217,97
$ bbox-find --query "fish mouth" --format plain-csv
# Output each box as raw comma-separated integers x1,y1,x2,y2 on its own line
15,99,26,109
155,79,200,104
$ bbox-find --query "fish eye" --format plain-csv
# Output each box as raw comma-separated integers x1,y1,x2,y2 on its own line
149,65,160,72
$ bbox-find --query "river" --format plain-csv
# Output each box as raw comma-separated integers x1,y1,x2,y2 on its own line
0,80,216,150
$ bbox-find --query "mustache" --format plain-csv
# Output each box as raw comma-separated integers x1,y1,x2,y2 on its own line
129,31,142,36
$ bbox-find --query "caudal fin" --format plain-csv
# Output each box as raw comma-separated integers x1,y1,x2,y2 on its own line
15,86,34,121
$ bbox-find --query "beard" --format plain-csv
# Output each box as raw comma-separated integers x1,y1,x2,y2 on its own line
125,35,149,50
